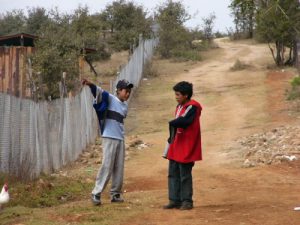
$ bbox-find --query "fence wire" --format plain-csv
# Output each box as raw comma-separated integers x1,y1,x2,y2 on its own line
0,87,98,178
112,38,159,92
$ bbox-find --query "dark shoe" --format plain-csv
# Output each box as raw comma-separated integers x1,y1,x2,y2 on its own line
163,201,181,209
180,202,193,210
111,194,124,203
91,194,101,206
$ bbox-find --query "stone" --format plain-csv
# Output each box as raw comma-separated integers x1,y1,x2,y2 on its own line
238,126,300,167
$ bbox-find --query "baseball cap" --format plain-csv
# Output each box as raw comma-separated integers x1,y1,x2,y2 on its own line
116,79,134,89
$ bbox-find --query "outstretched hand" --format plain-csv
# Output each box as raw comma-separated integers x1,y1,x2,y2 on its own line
81,78,91,86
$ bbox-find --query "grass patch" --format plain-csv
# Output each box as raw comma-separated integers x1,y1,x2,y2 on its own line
0,172,93,208
287,76,300,100
171,49,202,62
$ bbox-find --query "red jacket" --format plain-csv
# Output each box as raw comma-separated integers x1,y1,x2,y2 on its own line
167,100,202,163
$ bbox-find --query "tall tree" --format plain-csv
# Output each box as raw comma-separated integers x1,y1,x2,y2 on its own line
99,0,151,51
229,0,256,38
26,7,50,34
156,0,191,58
256,0,300,66
0,10,26,35
202,13,216,42
32,12,78,98
32,7,110,98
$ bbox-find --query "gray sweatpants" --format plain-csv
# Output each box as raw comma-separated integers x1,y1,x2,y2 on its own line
92,137,125,197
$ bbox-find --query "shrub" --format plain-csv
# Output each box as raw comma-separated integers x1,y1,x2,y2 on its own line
288,76,300,100
171,49,202,62
230,59,251,71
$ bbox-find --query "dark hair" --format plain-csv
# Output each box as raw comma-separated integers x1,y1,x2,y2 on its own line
173,81,193,99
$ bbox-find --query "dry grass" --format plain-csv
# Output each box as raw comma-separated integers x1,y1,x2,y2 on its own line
142,60,159,78
13,153,36,182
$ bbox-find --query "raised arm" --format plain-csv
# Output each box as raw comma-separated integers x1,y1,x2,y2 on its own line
82,79,100,98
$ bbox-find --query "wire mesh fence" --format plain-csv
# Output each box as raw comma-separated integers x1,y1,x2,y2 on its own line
0,87,98,179
111,37,159,92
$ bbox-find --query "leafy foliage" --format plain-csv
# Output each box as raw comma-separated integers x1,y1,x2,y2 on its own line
202,13,217,42
0,10,26,35
229,0,256,39
229,0,300,67
26,7,50,34
288,76,300,100
256,0,300,66
32,13,79,98
156,0,192,59
99,0,152,51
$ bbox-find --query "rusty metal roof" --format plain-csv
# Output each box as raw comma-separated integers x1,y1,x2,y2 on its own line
0,33,38,47
80,47,97,54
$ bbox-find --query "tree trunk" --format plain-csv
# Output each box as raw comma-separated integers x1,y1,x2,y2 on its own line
248,7,254,39
294,39,300,69
276,41,282,66
281,42,285,66
268,42,278,65
284,45,293,66
293,40,297,66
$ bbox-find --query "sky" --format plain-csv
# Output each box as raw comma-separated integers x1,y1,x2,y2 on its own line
0,0,234,32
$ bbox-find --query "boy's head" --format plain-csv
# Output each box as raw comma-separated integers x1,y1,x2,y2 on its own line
173,81,193,105
116,79,134,102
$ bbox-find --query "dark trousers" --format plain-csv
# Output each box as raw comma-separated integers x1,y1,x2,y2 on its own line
168,160,194,204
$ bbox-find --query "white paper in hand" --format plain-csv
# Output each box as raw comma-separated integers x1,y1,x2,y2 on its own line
162,142,170,159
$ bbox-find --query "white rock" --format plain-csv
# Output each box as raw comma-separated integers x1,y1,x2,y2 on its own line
283,155,297,161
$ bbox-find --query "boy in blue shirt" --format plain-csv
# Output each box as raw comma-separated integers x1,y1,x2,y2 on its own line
82,78,133,205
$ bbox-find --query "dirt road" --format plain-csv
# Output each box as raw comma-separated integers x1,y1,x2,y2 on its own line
122,39,300,225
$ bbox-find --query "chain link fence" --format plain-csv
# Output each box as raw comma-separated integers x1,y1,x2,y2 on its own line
0,37,158,179
111,37,159,92
0,87,98,179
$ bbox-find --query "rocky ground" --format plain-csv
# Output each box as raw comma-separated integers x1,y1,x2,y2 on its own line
73,136,151,167
239,126,300,167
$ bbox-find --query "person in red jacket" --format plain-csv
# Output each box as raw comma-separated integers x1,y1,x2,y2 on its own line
163,81,202,210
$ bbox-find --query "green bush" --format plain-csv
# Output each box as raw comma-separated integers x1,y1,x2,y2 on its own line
230,59,251,71
0,173,92,208
171,49,202,62
291,76,300,87
288,76,300,100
